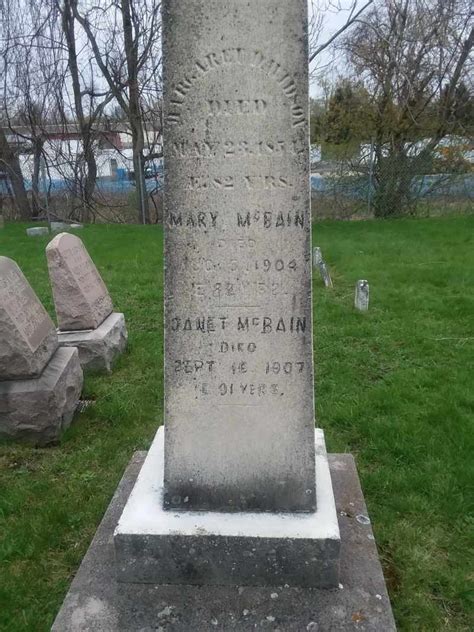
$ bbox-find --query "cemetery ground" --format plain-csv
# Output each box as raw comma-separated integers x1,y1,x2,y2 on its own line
0,216,472,631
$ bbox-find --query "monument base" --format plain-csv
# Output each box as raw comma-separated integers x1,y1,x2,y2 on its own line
0,346,83,445
114,427,340,588
52,448,396,631
57,312,127,373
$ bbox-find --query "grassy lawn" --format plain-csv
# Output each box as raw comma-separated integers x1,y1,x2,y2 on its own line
0,216,473,631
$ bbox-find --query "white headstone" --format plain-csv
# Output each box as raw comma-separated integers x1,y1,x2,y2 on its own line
355,280,369,311
163,0,315,512
27,226,49,237
312,246,323,268
46,233,113,331
0,256,58,379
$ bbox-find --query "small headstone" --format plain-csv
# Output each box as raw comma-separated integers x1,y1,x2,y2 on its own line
27,226,49,237
51,221,67,232
312,247,333,288
355,280,369,311
0,215,4,229
46,233,113,331
319,261,333,288
0,256,58,379
312,246,323,267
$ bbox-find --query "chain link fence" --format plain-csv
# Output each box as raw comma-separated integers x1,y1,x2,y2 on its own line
310,138,474,220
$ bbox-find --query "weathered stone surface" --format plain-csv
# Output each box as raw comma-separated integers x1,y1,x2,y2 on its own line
46,232,113,331
51,221,67,232
0,256,58,380
58,312,128,373
319,261,333,288
26,226,49,237
313,246,323,267
163,0,315,512
0,346,83,445
355,280,370,311
115,427,340,587
52,452,396,631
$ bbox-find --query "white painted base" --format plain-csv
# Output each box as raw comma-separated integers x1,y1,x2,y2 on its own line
114,427,341,587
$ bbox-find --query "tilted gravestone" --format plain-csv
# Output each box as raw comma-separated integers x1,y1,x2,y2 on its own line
0,256,83,444
46,233,127,372
114,0,340,588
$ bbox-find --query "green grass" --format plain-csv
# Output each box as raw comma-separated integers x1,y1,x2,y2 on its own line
0,217,473,631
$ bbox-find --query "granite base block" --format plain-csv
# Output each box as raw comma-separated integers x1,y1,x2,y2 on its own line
57,312,127,373
114,427,340,588
0,346,83,445
52,449,396,631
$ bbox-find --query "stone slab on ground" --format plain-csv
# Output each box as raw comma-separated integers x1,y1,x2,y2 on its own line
0,346,83,445
26,226,49,237
51,222,68,232
115,427,340,588
0,256,58,380
46,232,113,331
51,451,396,632
57,312,128,373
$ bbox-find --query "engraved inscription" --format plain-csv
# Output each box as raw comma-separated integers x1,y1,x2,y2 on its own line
167,48,305,127
63,244,109,312
168,138,305,159
164,0,315,512
207,99,267,116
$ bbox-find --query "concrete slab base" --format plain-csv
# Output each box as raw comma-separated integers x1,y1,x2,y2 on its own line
0,346,83,445
115,427,340,588
52,448,396,631
57,312,127,373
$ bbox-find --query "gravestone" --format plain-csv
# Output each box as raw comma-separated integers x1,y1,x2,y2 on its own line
313,246,323,267
313,246,333,288
0,214,4,229
54,1,395,625
26,226,49,237
46,233,127,372
115,0,340,587
51,221,67,232
0,256,83,444
0,257,57,379
46,232,113,331
355,279,370,311
162,0,315,514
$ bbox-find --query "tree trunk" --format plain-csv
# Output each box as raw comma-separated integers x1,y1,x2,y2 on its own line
0,127,30,219
31,138,43,218
121,0,150,224
62,0,97,222
373,150,414,217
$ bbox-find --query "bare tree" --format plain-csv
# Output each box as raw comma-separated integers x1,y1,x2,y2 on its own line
72,0,162,223
342,0,473,216
308,0,375,83
0,0,33,218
